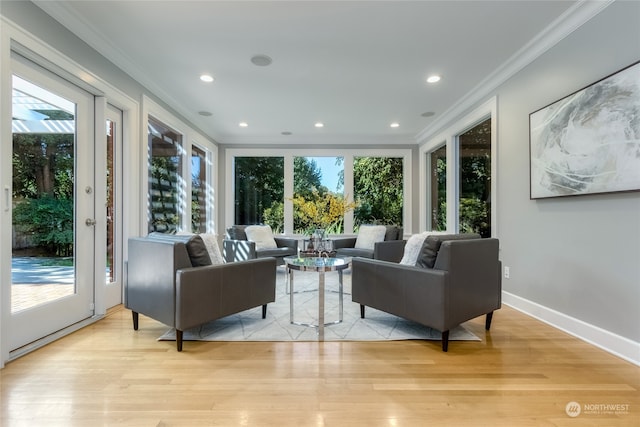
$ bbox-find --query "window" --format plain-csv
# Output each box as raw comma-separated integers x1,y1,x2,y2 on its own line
234,157,284,231
420,97,496,236
191,145,207,233
293,156,348,234
429,146,447,231
227,149,410,235
353,157,403,229
458,118,491,237
147,116,183,234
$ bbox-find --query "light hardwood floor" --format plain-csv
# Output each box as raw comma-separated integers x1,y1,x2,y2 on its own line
1,304,638,427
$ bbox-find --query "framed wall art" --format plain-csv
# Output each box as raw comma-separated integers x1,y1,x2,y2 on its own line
529,61,640,199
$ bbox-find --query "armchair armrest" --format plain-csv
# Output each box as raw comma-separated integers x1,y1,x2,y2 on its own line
373,240,406,262
332,237,357,249
274,236,298,251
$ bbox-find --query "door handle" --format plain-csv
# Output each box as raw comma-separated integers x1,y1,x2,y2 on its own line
85,218,97,226
4,186,9,212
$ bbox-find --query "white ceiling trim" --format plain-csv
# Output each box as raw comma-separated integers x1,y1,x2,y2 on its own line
32,0,225,144
415,0,614,145
220,134,417,146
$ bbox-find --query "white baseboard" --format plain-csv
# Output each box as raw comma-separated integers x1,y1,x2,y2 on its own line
502,291,640,366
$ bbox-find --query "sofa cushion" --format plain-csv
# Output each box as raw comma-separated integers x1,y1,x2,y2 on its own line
199,233,225,265
355,225,387,250
245,225,278,250
416,233,481,269
185,234,212,267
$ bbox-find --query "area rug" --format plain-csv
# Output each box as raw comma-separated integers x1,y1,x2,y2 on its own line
159,268,479,342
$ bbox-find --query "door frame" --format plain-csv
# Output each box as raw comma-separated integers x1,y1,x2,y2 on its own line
0,17,140,367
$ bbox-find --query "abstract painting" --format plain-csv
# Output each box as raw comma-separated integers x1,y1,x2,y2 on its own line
529,61,640,199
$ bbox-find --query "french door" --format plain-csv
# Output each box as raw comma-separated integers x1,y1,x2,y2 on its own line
8,55,95,351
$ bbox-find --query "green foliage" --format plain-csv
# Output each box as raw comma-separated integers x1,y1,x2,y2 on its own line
234,157,284,225
12,133,74,198
353,157,403,226
459,197,490,237
263,201,284,233
13,196,74,256
293,157,325,199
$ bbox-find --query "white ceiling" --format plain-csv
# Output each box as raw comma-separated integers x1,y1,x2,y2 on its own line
34,0,578,145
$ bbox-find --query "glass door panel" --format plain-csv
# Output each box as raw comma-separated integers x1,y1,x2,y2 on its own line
104,104,122,307
9,57,94,351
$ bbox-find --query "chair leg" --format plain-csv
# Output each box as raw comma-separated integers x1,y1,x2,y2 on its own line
442,330,449,352
132,312,139,330
360,304,365,318
262,304,267,319
485,311,494,330
176,330,183,352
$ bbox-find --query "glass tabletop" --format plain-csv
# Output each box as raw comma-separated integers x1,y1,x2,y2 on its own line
284,256,351,272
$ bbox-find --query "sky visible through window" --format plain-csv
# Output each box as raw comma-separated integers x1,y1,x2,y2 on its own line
310,156,342,193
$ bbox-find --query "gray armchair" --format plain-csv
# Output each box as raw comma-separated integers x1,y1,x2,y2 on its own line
222,225,298,265
126,233,276,351
333,225,404,262
352,234,501,352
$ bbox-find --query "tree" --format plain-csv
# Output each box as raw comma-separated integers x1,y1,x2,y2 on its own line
12,132,75,256
293,156,325,199
234,157,284,225
353,157,403,226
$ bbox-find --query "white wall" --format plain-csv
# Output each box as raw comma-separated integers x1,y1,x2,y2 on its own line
494,1,640,359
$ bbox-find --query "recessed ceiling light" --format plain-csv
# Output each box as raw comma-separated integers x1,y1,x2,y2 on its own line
251,54,272,66
426,75,441,83
239,122,248,127
421,111,436,117
390,122,400,128
198,111,213,117
314,122,324,128
200,74,214,83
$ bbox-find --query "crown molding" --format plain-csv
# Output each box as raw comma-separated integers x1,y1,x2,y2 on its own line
415,0,614,145
219,134,417,146
31,0,223,142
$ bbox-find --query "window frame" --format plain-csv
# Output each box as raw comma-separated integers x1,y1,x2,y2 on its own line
226,148,412,236
141,96,218,234
419,97,498,236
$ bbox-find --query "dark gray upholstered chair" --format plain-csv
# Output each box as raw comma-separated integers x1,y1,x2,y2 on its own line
333,225,404,262
222,225,298,265
126,233,276,351
352,234,501,352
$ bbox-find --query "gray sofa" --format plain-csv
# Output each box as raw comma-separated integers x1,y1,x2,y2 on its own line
352,234,501,352
223,225,298,265
126,233,276,351
333,225,405,262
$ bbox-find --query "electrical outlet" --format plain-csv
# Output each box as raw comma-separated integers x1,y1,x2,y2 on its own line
504,266,510,279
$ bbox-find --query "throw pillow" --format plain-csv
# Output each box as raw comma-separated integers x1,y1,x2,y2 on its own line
354,225,387,250
399,232,430,266
416,233,480,269
199,233,225,265
245,225,278,250
184,234,212,267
